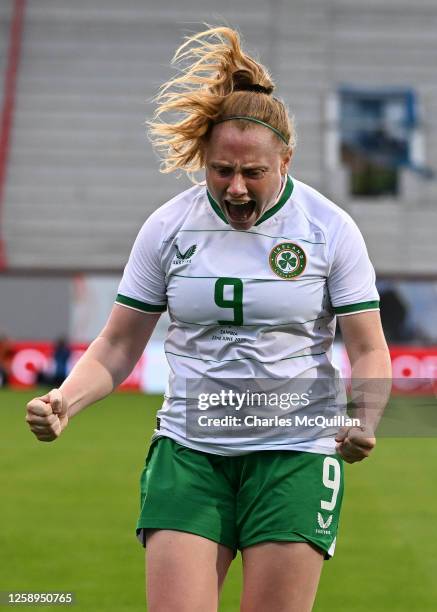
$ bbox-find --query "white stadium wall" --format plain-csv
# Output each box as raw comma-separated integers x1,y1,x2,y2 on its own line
0,0,436,274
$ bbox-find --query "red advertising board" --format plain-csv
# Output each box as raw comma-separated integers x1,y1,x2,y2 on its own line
7,342,144,390
4,342,437,394
389,346,437,394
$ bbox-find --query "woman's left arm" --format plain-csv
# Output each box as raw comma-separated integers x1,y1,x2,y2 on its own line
336,310,392,463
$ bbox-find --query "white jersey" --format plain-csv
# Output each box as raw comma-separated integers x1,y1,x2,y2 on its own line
116,176,379,455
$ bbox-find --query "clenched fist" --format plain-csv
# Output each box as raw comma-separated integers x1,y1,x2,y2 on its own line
26,389,69,442
335,426,376,463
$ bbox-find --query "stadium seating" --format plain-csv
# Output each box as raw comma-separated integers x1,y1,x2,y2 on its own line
0,0,436,273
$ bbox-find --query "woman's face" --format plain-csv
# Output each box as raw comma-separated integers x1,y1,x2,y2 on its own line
205,123,292,230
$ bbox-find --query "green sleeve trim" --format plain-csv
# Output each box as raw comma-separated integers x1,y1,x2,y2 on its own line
115,294,167,313
334,300,380,315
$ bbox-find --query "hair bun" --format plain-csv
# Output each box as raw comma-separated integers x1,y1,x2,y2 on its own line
232,69,274,95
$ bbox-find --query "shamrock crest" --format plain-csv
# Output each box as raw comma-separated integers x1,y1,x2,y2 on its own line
278,252,297,271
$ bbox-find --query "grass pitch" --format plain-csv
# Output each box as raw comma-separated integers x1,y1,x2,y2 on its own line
1,390,437,611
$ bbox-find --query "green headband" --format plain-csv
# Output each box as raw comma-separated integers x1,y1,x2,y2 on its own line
214,116,289,145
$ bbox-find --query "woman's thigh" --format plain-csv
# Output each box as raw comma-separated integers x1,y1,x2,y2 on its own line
146,529,234,612
241,541,324,612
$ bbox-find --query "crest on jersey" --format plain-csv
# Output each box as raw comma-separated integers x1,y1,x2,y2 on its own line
269,242,306,279
174,244,197,263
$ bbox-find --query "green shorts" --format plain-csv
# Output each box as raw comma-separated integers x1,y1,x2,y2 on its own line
136,437,344,558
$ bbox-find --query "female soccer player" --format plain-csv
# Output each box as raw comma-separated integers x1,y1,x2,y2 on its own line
26,27,392,612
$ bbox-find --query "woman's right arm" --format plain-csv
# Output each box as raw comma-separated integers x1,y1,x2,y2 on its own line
26,304,161,442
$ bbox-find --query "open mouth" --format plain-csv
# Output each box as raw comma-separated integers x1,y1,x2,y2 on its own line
224,200,256,224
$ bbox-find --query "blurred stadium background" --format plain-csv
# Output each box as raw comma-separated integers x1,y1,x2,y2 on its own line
1,1,436,610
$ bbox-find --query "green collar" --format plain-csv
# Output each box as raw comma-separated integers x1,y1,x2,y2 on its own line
207,175,294,226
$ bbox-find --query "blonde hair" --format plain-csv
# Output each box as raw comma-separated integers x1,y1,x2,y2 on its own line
148,26,295,180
